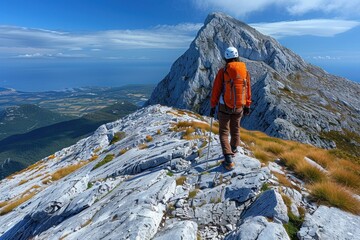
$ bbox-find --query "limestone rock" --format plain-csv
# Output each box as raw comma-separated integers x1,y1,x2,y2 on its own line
225,216,290,240
154,220,198,240
298,206,360,240
242,189,289,223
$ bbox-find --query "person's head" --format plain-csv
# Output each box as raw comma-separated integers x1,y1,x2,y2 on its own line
224,47,239,63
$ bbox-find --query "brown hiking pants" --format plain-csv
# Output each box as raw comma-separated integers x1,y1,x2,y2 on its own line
218,104,243,155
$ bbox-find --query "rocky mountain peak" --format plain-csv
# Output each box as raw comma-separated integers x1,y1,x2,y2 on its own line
146,12,360,150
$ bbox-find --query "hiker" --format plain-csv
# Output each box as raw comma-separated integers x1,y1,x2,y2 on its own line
210,47,252,170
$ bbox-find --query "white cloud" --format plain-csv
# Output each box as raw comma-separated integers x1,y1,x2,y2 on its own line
250,19,360,38
194,0,360,17
312,55,340,60
0,23,203,59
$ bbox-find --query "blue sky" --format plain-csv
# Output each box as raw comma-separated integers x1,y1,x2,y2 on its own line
0,0,359,91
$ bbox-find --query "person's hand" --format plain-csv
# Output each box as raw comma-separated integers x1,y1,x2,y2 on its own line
210,108,215,117
243,107,250,115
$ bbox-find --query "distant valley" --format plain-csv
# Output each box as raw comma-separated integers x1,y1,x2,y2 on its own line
0,84,154,179
0,84,155,116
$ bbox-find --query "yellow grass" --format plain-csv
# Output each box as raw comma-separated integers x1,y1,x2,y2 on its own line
330,168,360,194
306,149,333,169
295,160,327,183
138,143,148,149
0,201,8,208
280,150,305,170
174,121,219,135
253,149,273,163
145,135,153,142
119,148,128,155
157,129,162,135
310,182,360,215
176,176,187,186
93,147,102,153
6,160,44,179
48,154,56,160
51,162,87,181
0,191,36,215
335,159,360,176
17,179,29,186
273,172,293,188
88,155,99,162
264,142,286,155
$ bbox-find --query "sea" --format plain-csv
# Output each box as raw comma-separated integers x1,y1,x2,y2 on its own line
0,60,358,92
0,61,172,92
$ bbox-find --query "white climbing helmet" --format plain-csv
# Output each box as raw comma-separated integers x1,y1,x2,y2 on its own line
224,47,238,59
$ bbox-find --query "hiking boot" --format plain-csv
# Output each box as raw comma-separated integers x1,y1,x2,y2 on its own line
222,161,235,170
231,145,238,154
223,154,235,170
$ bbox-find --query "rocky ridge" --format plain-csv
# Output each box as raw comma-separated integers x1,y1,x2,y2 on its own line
0,105,359,240
146,12,360,149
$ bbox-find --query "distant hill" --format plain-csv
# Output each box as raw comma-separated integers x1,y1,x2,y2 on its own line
0,104,72,141
0,84,155,116
0,102,138,179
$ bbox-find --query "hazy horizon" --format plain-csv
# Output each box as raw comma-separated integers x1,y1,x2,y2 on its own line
0,58,359,92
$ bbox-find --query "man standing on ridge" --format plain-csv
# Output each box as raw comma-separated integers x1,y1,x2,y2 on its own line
210,47,252,170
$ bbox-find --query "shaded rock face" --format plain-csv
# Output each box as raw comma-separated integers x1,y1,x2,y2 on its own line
146,12,360,149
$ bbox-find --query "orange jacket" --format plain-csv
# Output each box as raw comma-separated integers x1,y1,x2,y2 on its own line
211,61,251,109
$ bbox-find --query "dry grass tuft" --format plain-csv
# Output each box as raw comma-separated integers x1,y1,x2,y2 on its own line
280,150,305,170
330,168,360,194
0,191,36,215
273,172,293,188
253,149,273,163
310,182,360,215
176,176,187,186
264,142,286,155
0,201,8,208
295,161,327,183
51,161,88,181
306,149,333,169
145,135,153,142
89,155,99,162
138,143,148,149
335,159,360,176
17,179,29,186
119,148,128,156
48,154,56,160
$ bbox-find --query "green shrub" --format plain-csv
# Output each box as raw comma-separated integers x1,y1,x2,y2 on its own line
92,154,115,170
110,132,126,145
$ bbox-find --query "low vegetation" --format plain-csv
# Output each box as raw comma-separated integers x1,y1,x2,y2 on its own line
110,132,126,145
51,161,88,181
0,185,41,216
240,127,360,214
176,176,187,186
310,182,360,215
92,154,115,170
145,135,153,142
170,120,219,141
282,194,304,240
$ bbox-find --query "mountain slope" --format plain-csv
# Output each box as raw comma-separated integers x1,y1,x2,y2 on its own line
146,12,360,151
0,102,138,179
0,105,359,240
0,104,71,141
